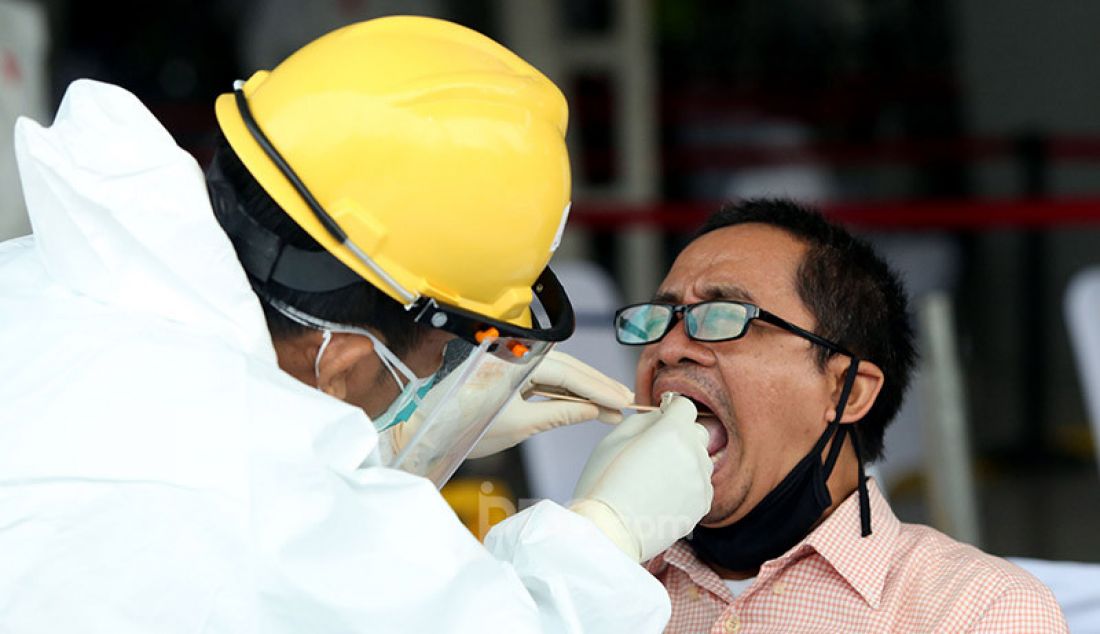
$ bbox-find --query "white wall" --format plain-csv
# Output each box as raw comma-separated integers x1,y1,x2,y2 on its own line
0,0,47,241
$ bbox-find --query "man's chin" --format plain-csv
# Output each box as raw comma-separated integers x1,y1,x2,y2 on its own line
698,512,724,527
698,477,751,528
699,501,734,528
698,498,738,527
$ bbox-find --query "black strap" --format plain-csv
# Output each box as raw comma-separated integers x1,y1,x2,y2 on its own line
409,266,576,345
207,168,363,293
822,423,846,475
233,89,349,245
852,425,873,537
831,358,874,538
833,359,859,423
267,239,363,291
822,359,859,475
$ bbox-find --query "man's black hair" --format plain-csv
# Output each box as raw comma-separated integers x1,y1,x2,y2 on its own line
696,199,916,462
206,134,427,356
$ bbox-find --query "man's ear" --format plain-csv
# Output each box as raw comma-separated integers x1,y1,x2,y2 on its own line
316,332,376,400
826,356,885,424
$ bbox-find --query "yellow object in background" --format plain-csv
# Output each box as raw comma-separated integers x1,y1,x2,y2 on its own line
442,477,517,541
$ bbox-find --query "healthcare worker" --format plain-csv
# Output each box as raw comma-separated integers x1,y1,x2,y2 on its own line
0,16,713,633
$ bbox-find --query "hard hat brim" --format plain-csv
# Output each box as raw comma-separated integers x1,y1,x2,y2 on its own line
410,266,575,363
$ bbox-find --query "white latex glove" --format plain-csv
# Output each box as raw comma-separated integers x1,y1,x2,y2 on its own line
569,394,714,563
467,350,633,458
385,350,633,461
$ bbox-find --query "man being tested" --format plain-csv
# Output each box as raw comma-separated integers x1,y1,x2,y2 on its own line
615,199,1067,632
0,17,713,632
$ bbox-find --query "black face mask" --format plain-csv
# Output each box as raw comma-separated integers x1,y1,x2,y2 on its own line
687,360,872,573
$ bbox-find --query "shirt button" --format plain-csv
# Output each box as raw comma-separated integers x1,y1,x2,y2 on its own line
772,581,787,595
686,586,700,601
722,614,741,633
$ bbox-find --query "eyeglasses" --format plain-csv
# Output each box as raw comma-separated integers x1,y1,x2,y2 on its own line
613,300,851,356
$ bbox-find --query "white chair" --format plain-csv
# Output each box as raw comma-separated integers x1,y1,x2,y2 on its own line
521,261,636,505
1053,268,1100,631
914,292,981,546
1065,266,1100,472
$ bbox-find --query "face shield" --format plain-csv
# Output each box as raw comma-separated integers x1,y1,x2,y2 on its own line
377,336,552,487
265,268,572,488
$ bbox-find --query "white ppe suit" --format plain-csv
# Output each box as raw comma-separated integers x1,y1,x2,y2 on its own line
0,80,670,632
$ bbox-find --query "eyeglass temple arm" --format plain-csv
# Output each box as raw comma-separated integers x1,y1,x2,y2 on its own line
756,309,855,357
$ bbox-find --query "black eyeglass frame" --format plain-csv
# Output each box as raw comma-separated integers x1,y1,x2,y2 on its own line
614,300,854,358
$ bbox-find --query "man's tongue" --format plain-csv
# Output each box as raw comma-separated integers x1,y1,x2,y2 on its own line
699,418,728,455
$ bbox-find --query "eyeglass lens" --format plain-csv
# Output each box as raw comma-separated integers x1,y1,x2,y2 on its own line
616,302,752,344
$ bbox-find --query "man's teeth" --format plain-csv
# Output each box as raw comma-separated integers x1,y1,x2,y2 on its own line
711,447,726,465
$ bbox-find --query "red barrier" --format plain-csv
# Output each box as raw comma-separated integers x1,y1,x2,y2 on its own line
664,138,1017,169
571,198,1100,231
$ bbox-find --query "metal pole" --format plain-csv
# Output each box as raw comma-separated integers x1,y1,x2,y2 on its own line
613,0,662,303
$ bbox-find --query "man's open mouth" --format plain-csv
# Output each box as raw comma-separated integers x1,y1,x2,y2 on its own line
679,393,730,463
650,376,733,467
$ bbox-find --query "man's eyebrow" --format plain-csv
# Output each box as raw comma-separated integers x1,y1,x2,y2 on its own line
653,289,679,303
651,284,756,304
700,284,756,303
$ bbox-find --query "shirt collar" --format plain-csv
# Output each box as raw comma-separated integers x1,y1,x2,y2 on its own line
650,478,899,609
798,478,899,608
648,540,737,602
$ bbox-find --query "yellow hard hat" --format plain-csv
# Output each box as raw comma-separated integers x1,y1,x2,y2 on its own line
214,16,572,339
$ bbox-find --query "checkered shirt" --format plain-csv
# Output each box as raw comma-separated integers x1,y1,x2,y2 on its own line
647,480,1067,633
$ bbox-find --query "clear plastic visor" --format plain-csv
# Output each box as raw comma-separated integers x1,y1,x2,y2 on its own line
376,334,553,487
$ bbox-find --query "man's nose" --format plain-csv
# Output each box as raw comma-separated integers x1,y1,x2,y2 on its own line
652,315,711,367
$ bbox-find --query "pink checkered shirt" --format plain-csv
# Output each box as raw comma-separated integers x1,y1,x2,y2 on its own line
647,480,1067,633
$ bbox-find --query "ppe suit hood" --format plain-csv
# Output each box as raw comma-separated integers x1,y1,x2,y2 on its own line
13,79,274,360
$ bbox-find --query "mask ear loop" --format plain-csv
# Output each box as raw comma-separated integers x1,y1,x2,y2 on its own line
265,294,422,397
831,358,872,537
314,330,334,385
358,331,416,390
311,327,412,397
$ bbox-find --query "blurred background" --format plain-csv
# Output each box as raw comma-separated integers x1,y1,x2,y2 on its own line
3,0,1100,572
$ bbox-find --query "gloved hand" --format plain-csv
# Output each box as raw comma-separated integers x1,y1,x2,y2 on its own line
466,350,632,458
570,394,714,563
384,350,633,460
